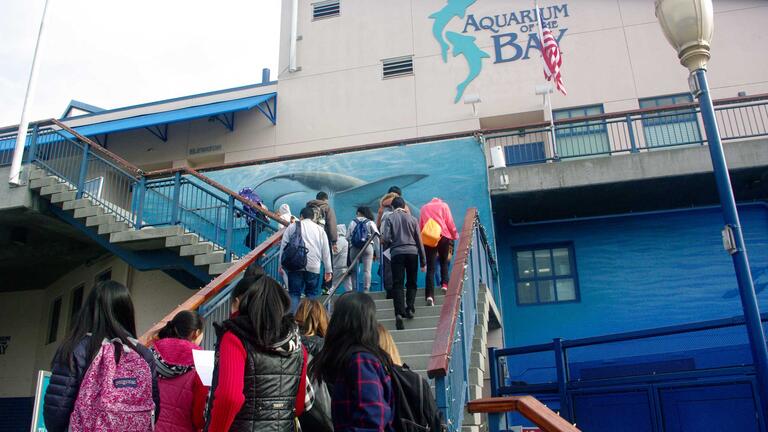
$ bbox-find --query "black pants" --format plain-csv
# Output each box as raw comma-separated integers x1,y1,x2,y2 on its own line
391,253,418,317
425,237,452,299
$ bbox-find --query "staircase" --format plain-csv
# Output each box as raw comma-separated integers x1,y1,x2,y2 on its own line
20,121,286,286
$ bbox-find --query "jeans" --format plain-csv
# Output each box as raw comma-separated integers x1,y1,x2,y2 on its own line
390,253,418,318
287,271,321,313
349,244,374,291
425,236,452,299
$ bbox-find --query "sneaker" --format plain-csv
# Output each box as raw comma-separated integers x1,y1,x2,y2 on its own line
441,283,448,294
426,297,434,307
404,310,414,319
395,315,405,330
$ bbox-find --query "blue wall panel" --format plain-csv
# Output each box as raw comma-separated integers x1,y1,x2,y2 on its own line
572,391,654,432
658,383,759,431
496,204,768,347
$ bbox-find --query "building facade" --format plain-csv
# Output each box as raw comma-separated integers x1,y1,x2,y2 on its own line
1,0,767,430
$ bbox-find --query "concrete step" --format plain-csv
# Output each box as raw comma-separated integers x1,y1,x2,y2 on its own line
86,214,116,227
395,340,438,357
29,176,60,190
400,353,430,371
180,242,213,257
98,222,130,235
166,233,200,248
110,226,185,250
387,327,438,344
41,183,73,196
50,191,77,204
379,315,439,332
209,262,234,275
28,167,47,180
62,198,93,211
194,251,226,266
375,305,441,321
73,205,104,219
374,294,444,311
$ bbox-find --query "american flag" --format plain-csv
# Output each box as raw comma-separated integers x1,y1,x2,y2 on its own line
541,23,567,95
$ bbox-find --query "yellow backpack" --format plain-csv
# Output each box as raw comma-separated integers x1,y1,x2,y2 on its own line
421,218,442,247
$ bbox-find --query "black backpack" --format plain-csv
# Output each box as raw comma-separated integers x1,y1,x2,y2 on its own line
281,221,309,272
390,363,445,432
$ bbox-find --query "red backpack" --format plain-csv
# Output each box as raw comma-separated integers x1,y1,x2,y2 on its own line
69,339,154,431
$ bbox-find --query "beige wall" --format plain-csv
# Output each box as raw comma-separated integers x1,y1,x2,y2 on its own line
0,255,191,397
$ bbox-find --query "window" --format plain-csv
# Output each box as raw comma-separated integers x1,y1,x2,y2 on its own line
312,0,340,20
639,93,701,148
95,268,112,283
514,245,579,305
382,56,414,79
553,105,610,158
504,142,546,166
47,297,62,344
69,284,85,329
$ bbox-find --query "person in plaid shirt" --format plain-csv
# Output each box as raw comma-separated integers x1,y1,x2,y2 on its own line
310,292,395,432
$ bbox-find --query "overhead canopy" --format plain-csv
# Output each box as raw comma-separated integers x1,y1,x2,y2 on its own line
72,92,277,141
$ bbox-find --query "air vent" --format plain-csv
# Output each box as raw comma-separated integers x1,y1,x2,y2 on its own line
382,56,414,79
313,0,340,20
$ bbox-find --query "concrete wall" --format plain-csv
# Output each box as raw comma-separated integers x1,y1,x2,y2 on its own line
0,255,191,399
495,204,768,348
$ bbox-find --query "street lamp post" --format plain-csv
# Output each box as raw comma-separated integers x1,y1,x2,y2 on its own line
656,0,768,419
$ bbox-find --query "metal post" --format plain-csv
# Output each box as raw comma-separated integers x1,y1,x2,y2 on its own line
171,171,182,225
693,68,768,418
25,124,40,167
627,114,638,153
225,195,235,262
553,338,572,421
75,143,90,199
488,347,499,397
135,176,146,229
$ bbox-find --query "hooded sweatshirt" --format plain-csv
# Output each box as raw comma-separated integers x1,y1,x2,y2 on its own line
306,199,338,244
333,224,349,271
151,338,208,432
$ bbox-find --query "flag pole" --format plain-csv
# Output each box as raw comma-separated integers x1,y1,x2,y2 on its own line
534,0,559,160
9,0,53,186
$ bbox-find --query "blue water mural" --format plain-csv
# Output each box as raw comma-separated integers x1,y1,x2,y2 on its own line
203,137,495,288
496,204,768,347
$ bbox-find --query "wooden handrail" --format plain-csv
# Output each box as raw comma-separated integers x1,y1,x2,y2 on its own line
138,227,285,344
467,396,581,432
427,207,478,378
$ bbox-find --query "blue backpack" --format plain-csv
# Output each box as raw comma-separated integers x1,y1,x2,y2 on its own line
281,221,308,272
350,218,370,248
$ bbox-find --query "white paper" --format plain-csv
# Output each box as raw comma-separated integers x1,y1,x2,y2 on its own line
192,350,215,387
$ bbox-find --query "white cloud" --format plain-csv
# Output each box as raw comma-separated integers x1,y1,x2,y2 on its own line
0,0,282,126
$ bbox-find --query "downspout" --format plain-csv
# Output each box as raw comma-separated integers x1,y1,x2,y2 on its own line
289,0,299,72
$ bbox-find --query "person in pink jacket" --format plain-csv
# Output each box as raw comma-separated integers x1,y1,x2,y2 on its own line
419,197,459,306
151,310,208,432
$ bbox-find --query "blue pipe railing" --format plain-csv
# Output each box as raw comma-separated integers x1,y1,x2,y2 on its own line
427,208,499,432
486,94,768,166
487,313,768,429
17,119,285,266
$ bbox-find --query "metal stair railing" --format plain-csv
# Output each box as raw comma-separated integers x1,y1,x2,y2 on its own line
322,232,381,307
22,119,288,264
426,207,499,432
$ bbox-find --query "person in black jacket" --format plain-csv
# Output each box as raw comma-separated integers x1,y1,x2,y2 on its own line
295,298,329,357
44,281,160,432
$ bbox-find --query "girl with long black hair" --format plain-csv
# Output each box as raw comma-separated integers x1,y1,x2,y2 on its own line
151,310,207,432
311,292,395,431
44,280,160,432
205,275,317,432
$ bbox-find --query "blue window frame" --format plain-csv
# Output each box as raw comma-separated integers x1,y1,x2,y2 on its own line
514,244,579,305
553,105,610,158
639,93,701,148
505,141,546,166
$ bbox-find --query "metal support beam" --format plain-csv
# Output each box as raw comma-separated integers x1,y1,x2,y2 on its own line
146,124,169,142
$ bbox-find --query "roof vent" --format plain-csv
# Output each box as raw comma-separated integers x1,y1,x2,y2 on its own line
382,56,414,79
313,0,340,20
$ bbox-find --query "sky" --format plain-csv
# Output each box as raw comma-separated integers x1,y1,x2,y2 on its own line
0,0,282,127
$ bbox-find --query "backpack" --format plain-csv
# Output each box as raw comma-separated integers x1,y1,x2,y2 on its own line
390,363,445,432
70,338,154,432
307,203,326,227
421,218,442,248
281,221,309,272
350,218,371,248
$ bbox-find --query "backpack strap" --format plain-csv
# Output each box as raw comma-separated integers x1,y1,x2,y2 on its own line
294,345,309,416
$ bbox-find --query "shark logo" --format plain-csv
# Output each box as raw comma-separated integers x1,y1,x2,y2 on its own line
429,0,490,103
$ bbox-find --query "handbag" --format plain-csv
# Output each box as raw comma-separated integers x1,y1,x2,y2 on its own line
296,346,334,432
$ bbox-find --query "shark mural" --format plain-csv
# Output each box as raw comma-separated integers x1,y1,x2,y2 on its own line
429,0,490,103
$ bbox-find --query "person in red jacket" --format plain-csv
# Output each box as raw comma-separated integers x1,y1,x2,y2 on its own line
419,197,459,306
151,310,207,432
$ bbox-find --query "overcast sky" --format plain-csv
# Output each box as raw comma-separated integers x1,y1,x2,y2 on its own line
0,0,282,126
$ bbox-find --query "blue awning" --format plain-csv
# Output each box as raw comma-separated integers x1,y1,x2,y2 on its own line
73,92,277,139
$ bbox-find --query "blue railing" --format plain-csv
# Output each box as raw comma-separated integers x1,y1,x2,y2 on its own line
17,120,284,264
487,94,768,165
487,313,768,430
427,208,499,432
